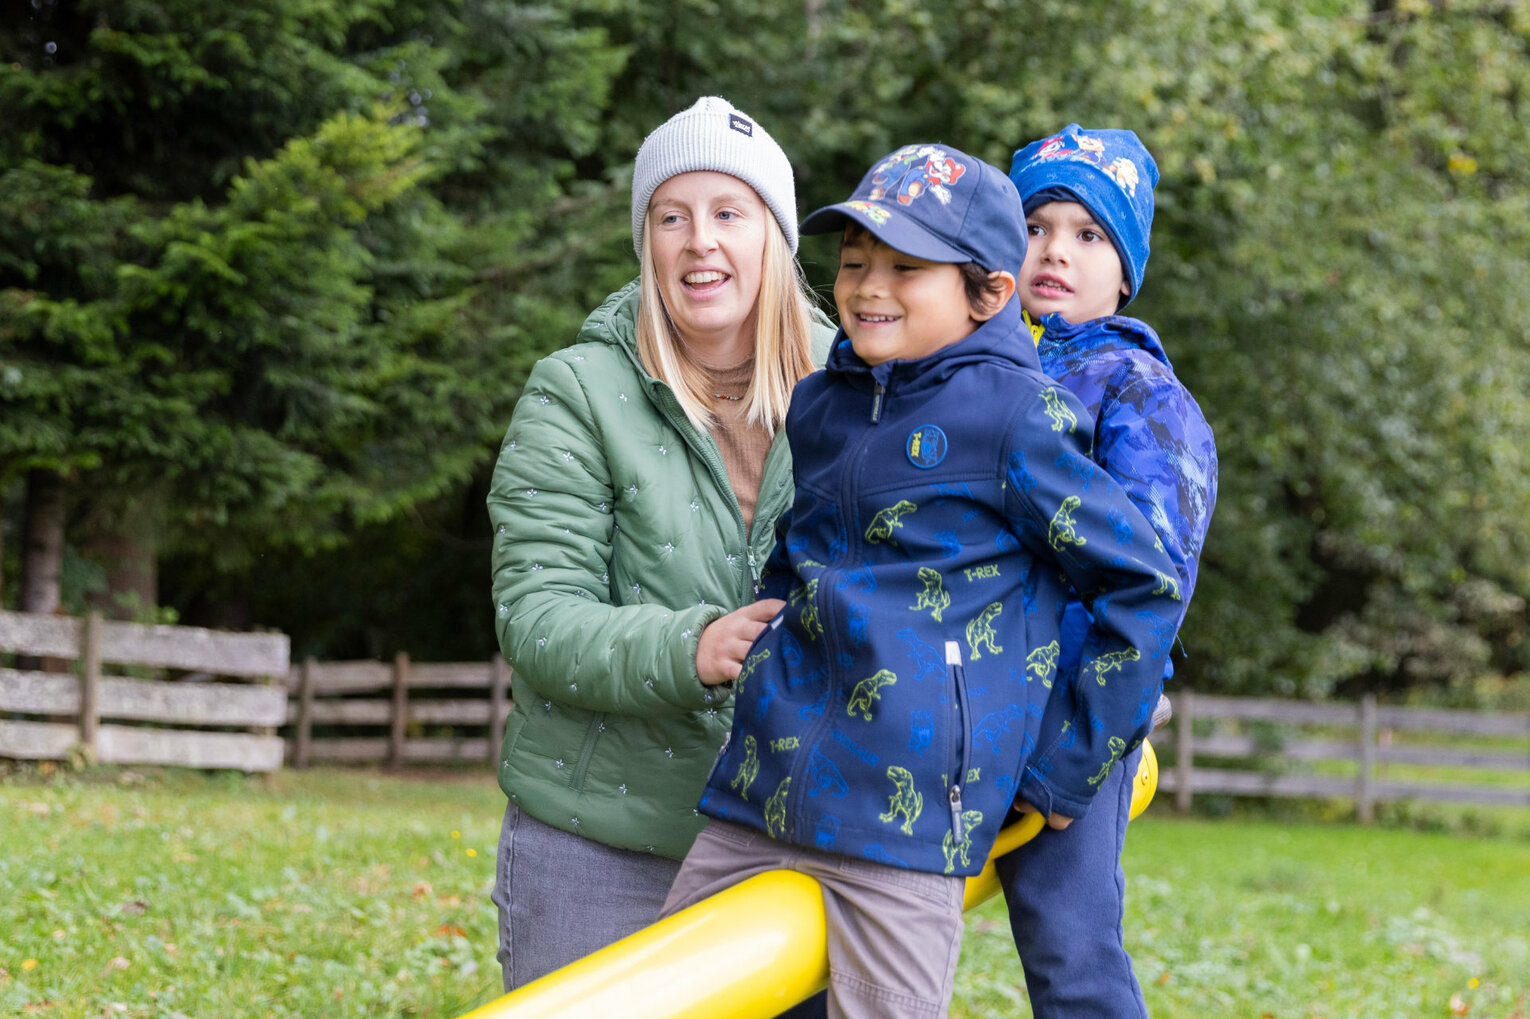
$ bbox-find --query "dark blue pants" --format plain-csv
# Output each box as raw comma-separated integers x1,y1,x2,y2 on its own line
996,746,1148,1018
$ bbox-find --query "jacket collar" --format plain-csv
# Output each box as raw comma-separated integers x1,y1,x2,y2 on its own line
1029,309,1174,371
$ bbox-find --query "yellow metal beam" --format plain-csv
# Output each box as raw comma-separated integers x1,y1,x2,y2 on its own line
461,740,1158,1019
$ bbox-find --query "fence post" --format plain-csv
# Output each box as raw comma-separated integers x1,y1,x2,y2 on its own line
294,657,316,769
79,611,103,753
1174,688,1194,813
1357,694,1377,822
489,655,511,765
390,651,410,768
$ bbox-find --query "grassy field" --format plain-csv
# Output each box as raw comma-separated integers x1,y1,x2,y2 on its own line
2,766,1527,1018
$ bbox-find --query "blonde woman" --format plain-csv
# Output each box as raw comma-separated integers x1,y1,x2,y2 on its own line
487,97,833,991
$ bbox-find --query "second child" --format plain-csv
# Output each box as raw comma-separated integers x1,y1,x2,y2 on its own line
998,122,1220,1017
660,143,1186,1019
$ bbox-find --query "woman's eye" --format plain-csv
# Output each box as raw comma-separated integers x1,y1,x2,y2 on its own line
717,210,737,221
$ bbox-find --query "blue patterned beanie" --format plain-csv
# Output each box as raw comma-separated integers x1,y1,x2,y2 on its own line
1008,124,1159,308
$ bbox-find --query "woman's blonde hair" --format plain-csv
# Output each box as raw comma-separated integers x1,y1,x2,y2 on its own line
636,211,815,433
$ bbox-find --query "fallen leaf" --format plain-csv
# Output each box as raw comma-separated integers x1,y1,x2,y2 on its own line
1156,972,1171,986
1450,993,1470,1017
103,958,130,974
412,882,433,900
120,901,148,916
435,924,467,939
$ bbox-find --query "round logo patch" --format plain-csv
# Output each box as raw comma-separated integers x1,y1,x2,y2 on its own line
905,424,948,469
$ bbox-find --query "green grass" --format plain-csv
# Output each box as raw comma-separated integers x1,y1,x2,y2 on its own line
2,768,1527,1018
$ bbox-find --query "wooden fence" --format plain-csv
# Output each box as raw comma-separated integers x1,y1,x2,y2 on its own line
0,609,290,771
285,654,510,767
1160,691,1530,818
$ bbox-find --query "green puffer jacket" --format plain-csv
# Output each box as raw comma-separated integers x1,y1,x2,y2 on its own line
489,280,833,858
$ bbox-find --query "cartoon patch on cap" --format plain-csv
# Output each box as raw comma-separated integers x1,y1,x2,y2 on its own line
869,145,967,207
906,424,948,468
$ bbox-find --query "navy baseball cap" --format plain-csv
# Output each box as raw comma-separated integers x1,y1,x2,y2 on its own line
801,143,1026,279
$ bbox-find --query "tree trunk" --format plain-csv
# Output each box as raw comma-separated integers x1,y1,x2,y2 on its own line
80,490,161,621
19,469,66,615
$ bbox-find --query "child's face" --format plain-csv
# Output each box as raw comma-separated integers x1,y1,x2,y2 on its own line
834,231,982,366
1017,202,1129,324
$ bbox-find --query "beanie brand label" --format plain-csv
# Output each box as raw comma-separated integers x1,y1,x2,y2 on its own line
729,113,753,136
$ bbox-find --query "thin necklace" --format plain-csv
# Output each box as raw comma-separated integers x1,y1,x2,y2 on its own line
712,392,744,401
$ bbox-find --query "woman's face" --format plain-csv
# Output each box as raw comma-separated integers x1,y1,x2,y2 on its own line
648,171,770,362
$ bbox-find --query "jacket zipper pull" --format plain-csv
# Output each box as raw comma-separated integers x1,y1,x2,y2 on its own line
870,381,885,424
946,640,965,841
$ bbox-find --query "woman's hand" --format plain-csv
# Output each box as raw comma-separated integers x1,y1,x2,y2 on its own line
1015,799,1075,831
695,599,786,687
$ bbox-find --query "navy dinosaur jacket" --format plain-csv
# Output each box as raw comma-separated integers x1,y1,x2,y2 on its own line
1031,310,1219,690
697,300,1185,876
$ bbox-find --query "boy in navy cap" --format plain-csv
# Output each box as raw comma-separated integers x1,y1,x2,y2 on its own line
999,124,1219,1017
659,142,1187,1019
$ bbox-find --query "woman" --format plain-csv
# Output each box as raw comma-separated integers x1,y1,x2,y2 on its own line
487,96,832,989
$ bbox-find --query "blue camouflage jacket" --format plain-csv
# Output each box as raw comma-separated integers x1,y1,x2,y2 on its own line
1030,311,1219,686
697,300,1186,876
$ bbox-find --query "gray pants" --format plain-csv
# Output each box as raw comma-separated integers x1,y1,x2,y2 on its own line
662,819,966,1019
491,801,681,991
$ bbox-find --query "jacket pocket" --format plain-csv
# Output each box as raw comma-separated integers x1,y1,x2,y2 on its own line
567,710,604,791
944,640,974,845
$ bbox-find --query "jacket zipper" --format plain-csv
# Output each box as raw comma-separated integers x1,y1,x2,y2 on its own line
785,380,887,832
946,640,973,842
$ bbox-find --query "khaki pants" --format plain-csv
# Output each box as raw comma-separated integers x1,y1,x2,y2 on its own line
661,819,966,1019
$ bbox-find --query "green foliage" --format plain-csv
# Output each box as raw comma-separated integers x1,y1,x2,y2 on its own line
2,0,1528,691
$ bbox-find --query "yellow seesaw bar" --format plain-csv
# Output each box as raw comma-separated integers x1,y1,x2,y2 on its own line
461,741,1159,1019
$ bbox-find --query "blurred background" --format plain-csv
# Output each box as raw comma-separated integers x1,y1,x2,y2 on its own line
3,0,1528,708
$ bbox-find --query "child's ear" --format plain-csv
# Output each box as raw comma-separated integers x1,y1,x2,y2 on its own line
972,271,1017,321
1120,279,1131,298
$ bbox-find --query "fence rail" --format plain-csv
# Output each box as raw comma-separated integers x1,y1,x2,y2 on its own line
285,654,510,767
0,609,289,771
1162,691,1530,818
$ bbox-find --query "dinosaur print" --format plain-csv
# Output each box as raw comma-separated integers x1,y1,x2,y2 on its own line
879,766,923,834
1026,640,1060,688
735,648,769,697
1041,387,1077,432
1153,569,1182,601
897,627,945,682
807,747,849,798
729,735,759,801
1087,736,1128,787
865,500,917,544
908,567,951,622
847,669,898,722
763,777,791,838
790,578,822,640
1092,647,1141,686
965,602,1005,660
1048,495,1087,552
941,809,984,873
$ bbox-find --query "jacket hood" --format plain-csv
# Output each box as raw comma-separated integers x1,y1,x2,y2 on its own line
825,299,1039,392
1033,311,1173,372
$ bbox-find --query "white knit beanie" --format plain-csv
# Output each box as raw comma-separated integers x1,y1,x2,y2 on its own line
631,96,799,255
